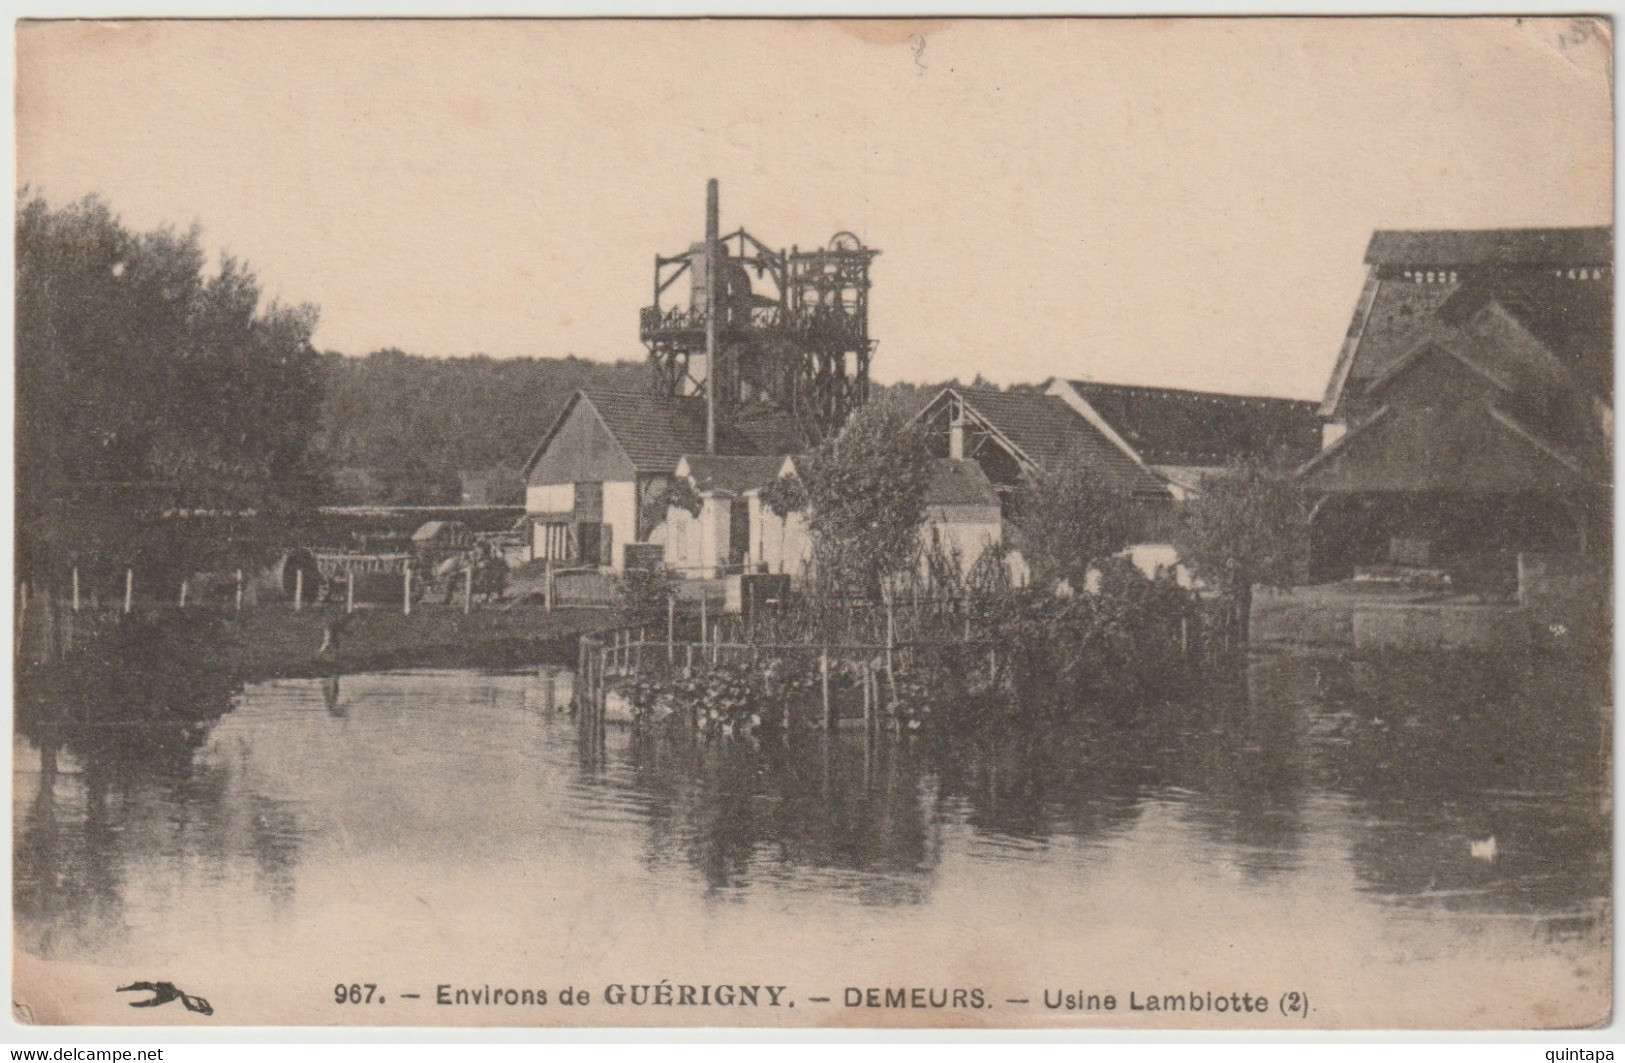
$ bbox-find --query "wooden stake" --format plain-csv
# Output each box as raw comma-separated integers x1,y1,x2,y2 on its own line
700,593,708,649
544,560,554,613
71,568,79,613
346,569,355,614
236,569,244,613
404,564,412,616
821,647,832,730
179,580,188,608
885,597,895,679
862,661,873,733
464,563,473,615
667,594,675,665
124,569,133,615
294,568,303,612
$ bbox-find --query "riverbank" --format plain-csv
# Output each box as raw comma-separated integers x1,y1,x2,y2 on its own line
216,603,620,680
17,600,623,688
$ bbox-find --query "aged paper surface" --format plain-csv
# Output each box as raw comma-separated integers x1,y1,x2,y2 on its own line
12,17,1614,1030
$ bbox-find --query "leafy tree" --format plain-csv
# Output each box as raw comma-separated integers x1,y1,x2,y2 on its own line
16,192,323,577
799,399,934,598
1010,449,1139,592
1172,459,1310,643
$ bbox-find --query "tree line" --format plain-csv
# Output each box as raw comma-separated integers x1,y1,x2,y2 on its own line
17,193,324,579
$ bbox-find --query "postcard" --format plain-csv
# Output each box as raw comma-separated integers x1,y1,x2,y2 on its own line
12,16,1613,1029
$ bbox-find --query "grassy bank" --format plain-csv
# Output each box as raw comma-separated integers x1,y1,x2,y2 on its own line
210,602,619,680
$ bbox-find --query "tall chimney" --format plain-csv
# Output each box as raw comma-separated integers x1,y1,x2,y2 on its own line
704,179,719,454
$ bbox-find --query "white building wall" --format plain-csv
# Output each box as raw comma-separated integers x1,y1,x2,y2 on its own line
526,482,573,515
664,505,702,575
752,499,813,580
603,480,638,572
698,496,733,579
921,507,1003,576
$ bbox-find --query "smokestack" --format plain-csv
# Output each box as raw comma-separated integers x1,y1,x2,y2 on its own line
704,179,719,454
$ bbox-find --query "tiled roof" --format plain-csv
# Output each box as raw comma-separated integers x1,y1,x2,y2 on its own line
1068,381,1321,467
925,458,1000,507
526,389,792,476
586,390,713,471
1343,279,1460,388
1366,227,1613,267
681,454,792,494
953,389,1168,495
1325,273,1613,419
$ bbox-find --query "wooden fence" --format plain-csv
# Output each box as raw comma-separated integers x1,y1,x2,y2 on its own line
573,617,1002,741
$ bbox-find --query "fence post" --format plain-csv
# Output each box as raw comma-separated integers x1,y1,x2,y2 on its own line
180,580,188,608
885,598,896,679
464,564,474,615
124,569,133,615
544,560,554,613
862,661,873,734
71,568,80,613
821,647,833,730
294,568,303,612
236,569,244,613
404,564,412,616
700,593,708,650
347,569,355,614
667,594,675,665
596,647,608,737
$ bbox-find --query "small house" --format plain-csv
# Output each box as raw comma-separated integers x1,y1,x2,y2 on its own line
521,388,798,572
661,453,794,579
713,455,1004,585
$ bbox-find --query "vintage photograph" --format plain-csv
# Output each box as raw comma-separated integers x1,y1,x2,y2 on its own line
11,17,1613,1029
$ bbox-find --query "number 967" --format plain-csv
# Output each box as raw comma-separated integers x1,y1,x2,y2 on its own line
335,983,378,1004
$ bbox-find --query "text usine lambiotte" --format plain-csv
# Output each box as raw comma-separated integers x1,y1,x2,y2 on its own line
428,984,1291,1014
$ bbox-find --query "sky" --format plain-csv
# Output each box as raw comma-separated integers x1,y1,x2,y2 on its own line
16,17,1614,399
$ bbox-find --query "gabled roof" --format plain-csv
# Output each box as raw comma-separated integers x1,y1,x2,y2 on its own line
1366,227,1613,267
1364,336,1518,398
522,389,784,477
1066,381,1320,467
1297,397,1601,493
921,388,1169,497
678,453,792,494
1321,227,1614,418
925,458,1000,508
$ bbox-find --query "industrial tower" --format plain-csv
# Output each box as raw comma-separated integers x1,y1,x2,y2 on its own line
639,180,879,450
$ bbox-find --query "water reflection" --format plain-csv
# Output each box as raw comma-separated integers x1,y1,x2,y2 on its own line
13,649,1610,984
627,734,938,903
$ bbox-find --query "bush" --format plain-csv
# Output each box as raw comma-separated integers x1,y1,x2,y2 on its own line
988,559,1199,716
616,565,679,626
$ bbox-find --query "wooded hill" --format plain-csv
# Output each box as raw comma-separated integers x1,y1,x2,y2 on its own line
314,349,648,504
314,348,1024,505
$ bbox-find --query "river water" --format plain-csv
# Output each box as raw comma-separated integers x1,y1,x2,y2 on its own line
13,650,1611,1028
